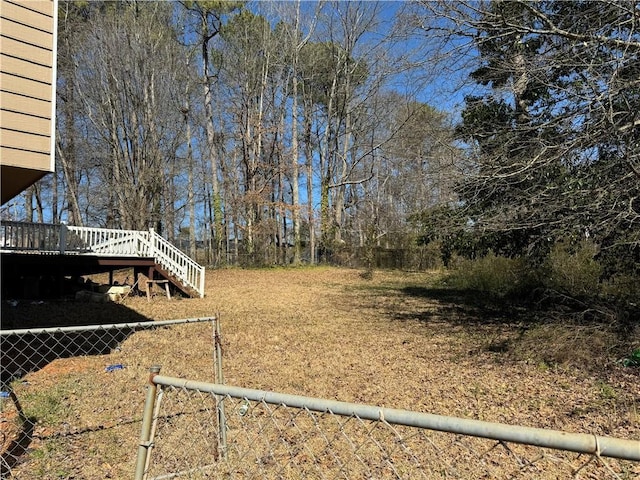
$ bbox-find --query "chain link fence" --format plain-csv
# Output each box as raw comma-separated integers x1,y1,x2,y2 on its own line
136,371,640,479
2,315,638,479
133,321,639,479
0,317,217,478
0,318,215,387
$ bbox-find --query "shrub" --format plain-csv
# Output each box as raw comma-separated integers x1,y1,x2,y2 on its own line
445,240,639,315
602,273,640,303
513,323,618,368
447,251,533,298
417,242,445,270
543,240,602,298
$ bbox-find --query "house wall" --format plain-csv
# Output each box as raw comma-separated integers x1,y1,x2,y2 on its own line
0,0,57,204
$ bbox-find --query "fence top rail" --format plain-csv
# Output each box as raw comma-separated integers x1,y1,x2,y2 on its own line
0,317,216,336
150,374,640,462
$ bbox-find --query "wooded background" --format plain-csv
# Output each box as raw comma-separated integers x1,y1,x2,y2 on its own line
4,1,638,286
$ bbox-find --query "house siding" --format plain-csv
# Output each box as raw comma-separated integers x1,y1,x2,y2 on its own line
0,0,57,204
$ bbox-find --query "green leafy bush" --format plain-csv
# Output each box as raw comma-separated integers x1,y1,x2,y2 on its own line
622,348,640,367
445,240,640,313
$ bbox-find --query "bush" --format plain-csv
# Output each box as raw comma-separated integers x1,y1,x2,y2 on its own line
436,239,640,321
447,251,533,298
542,240,602,298
416,242,444,270
512,323,620,368
602,273,640,303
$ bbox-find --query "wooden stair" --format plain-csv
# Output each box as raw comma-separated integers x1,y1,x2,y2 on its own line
152,264,201,299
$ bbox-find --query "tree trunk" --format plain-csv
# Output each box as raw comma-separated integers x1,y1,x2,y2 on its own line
291,74,301,264
185,107,197,258
201,22,225,262
304,102,316,264
24,186,34,222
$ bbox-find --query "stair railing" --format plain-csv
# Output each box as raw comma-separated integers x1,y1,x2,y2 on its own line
1,221,205,298
147,229,205,298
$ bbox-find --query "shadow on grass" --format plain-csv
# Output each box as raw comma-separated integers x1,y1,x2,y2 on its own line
0,298,151,330
0,301,152,387
0,300,156,476
0,390,35,477
397,285,534,326
380,283,639,374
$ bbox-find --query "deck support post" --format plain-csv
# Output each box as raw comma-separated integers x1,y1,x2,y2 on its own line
133,267,144,296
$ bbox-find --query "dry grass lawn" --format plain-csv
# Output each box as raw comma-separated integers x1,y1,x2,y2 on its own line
3,267,639,478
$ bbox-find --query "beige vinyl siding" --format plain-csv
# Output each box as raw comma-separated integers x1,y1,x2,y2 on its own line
6,0,54,16
2,36,53,66
1,0,54,24
2,109,50,135
0,0,56,168
2,128,51,153
0,0,57,203
2,52,54,82
0,146,50,165
2,91,51,118
1,71,52,100
0,1,54,50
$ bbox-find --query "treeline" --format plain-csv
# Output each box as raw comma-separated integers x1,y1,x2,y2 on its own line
4,1,639,314
6,0,458,267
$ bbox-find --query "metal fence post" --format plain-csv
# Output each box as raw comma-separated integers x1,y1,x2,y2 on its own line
213,316,228,459
134,365,161,480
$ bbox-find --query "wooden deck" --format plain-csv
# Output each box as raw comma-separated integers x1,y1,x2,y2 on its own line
0,221,205,299
1,252,154,298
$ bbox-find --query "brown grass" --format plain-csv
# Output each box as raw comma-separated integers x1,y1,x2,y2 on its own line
4,267,639,479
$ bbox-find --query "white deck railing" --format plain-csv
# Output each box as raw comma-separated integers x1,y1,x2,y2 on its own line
0,221,205,297
0,221,62,252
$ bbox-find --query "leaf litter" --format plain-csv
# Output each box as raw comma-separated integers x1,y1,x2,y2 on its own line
4,267,638,478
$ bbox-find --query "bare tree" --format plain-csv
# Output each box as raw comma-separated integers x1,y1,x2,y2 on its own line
180,1,242,264
55,0,91,226
74,2,185,231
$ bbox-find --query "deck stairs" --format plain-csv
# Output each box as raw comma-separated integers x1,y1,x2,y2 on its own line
0,221,205,298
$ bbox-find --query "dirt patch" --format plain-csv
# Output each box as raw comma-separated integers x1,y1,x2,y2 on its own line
29,357,94,381
4,267,639,478
0,408,21,458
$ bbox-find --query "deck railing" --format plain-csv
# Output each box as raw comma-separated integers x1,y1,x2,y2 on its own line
0,221,62,252
0,221,205,297
148,229,205,296
65,225,152,256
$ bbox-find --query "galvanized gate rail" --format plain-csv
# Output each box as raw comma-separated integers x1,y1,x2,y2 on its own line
135,368,640,480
